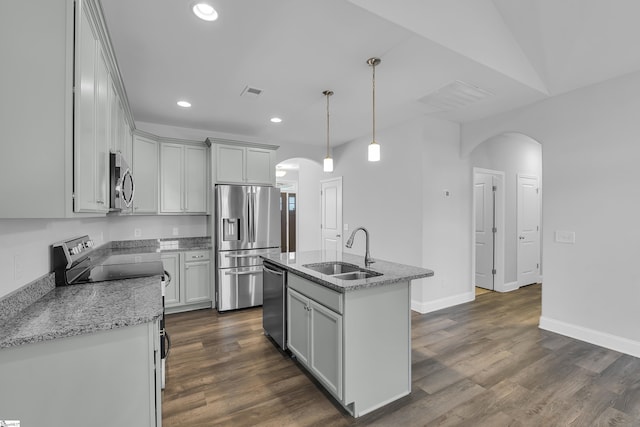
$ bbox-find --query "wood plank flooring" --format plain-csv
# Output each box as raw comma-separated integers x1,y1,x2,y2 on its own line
162,284,640,426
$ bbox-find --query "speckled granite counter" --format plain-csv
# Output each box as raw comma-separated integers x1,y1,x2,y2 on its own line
0,275,162,349
0,236,211,350
261,250,433,292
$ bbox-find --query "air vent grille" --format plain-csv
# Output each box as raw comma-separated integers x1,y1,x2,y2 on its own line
240,85,263,97
418,80,493,111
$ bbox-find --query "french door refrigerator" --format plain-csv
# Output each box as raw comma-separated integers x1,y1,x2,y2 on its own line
215,184,281,311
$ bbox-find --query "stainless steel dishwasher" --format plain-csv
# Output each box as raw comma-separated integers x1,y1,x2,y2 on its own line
262,261,287,350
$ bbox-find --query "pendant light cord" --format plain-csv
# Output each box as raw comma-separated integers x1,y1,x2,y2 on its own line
326,92,330,157
372,61,376,144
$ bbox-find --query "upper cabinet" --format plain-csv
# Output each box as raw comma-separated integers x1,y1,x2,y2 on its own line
0,0,133,218
160,142,208,214
208,139,278,186
131,134,159,214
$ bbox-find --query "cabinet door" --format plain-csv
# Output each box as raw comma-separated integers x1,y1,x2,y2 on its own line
310,300,343,400
160,143,184,213
184,260,211,304
245,147,274,185
161,253,180,307
216,144,245,183
287,288,310,365
132,135,158,214
94,48,110,212
74,7,98,212
184,145,207,213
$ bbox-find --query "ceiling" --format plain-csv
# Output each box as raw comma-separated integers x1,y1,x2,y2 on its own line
100,0,640,147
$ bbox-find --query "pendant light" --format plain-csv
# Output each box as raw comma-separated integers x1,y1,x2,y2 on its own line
367,57,381,162
323,90,334,172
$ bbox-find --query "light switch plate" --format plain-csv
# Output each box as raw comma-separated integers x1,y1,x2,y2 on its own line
555,231,575,244
172,227,179,236
134,228,142,238
344,224,349,231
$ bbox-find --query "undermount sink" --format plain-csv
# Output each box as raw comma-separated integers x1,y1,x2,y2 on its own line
303,262,382,280
303,262,361,275
332,270,383,280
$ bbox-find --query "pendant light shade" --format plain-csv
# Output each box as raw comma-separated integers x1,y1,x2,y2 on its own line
367,57,381,162
323,90,334,172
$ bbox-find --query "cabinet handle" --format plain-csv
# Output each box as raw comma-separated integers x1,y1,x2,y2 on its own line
191,255,205,259
96,200,104,204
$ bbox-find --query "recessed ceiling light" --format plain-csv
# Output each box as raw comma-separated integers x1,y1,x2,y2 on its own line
270,117,282,123
177,100,191,108
192,2,218,21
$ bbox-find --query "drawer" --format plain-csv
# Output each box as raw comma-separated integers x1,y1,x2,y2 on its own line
288,273,343,314
184,250,210,262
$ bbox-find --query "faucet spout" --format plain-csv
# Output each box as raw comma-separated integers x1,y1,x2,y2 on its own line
345,226,374,266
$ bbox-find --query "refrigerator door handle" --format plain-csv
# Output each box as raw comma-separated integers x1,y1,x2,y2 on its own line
226,253,261,259
250,191,256,243
225,270,262,276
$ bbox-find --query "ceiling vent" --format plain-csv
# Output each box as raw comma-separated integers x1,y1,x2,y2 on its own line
240,85,263,97
418,80,493,112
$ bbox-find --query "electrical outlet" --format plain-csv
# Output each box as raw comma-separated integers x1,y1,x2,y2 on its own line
172,227,179,236
13,254,23,281
134,228,142,238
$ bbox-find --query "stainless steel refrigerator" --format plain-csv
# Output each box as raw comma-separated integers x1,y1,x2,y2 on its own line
215,184,281,311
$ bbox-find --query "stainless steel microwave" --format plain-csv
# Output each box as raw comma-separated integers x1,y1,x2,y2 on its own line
109,152,134,211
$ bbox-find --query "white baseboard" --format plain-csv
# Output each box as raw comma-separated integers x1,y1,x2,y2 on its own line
539,316,640,358
496,281,519,293
411,291,475,314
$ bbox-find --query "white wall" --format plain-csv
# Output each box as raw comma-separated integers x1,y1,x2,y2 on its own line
0,218,109,297
462,70,640,356
294,159,323,252
470,133,542,284
332,116,472,313
107,215,207,241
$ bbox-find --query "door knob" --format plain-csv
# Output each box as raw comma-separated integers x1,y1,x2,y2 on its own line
336,234,341,238
519,236,525,240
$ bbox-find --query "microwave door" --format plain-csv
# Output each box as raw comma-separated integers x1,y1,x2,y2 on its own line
216,185,251,251
251,186,281,249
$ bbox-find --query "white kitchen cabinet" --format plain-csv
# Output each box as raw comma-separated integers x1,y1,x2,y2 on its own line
0,0,133,218
287,287,343,400
161,253,180,307
164,250,213,314
160,143,208,214
75,5,109,213
132,135,159,214
184,252,211,304
209,139,278,186
0,322,161,427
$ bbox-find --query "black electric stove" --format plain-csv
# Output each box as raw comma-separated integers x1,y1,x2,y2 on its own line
52,235,169,388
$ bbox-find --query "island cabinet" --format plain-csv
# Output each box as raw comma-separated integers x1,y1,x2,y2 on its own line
160,142,208,214
162,250,212,313
207,139,279,186
0,322,162,427
286,273,411,417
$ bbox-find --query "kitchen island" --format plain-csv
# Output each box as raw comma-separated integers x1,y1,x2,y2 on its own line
262,251,433,417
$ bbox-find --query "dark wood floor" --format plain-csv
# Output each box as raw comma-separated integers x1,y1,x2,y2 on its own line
162,284,640,426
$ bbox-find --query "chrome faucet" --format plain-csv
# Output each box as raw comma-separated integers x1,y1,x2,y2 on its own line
345,226,375,266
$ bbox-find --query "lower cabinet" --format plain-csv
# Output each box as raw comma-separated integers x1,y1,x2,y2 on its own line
0,322,161,427
162,250,212,313
287,287,343,400
286,271,411,418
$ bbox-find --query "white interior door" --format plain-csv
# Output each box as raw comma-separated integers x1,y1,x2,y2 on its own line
517,174,541,286
475,173,495,290
320,177,343,253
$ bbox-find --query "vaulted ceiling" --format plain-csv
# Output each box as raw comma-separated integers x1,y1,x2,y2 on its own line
100,0,640,146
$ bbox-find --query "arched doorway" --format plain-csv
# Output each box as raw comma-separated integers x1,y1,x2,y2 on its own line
470,132,543,294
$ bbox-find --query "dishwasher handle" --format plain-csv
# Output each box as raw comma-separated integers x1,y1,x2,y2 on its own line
263,264,284,276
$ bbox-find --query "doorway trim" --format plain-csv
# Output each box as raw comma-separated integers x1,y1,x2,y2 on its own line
472,168,506,294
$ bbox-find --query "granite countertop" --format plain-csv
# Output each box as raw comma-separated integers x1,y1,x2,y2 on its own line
0,237,212,350
261,251,434,293
0,275,163,349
